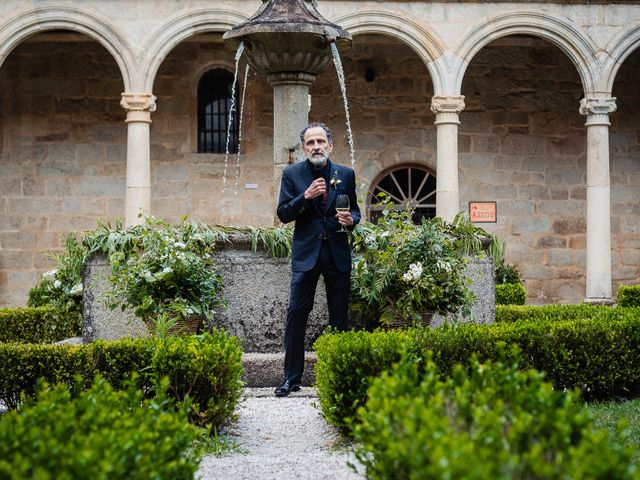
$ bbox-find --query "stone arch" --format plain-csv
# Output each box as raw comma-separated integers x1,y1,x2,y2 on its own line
601,23,640,93
453,11,599,94
139,9,248,92
0,5,134,90
331,11,447,94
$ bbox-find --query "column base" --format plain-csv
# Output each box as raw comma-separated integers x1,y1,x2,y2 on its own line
583,297,614,306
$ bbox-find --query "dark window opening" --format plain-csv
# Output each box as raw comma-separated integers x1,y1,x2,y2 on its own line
197,69,238,153
368,165,437,224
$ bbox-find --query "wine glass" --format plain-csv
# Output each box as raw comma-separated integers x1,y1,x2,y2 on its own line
335,194,350,233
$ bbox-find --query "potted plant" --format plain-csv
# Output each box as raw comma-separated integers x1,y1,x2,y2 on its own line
350,199,473,328
103,217,226,335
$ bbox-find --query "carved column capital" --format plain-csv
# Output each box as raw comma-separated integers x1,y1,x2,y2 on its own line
431,95,465,126
579,97,617,126
431,95,465,114
121,93,157,123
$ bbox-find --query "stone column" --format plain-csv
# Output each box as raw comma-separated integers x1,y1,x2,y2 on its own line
120,93,156,227
268,73,315,224
579,97,617,304
431,95,465,222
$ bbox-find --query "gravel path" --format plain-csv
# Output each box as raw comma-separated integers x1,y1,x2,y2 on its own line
197,388,364,480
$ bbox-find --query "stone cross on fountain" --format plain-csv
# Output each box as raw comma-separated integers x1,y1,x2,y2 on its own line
223,0,351,224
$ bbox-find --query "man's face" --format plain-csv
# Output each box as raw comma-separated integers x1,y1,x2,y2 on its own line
303,127,333,166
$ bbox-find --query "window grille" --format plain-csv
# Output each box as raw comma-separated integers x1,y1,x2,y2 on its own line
368,164,437,224
197,69,238,153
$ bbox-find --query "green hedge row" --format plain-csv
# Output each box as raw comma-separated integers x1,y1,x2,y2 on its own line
315,312,640,431
0,376,200,479
0,307,81,343
495,283,526,305
0,331,243,428
354,354,637,479
495,304,640,323
619,285,640,307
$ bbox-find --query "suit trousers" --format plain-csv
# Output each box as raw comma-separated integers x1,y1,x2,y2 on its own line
284,240,350,383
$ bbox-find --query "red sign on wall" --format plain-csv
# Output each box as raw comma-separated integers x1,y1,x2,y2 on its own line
469,202,497,223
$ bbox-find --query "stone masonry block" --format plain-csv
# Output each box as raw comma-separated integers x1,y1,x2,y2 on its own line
511,217,550,234
74,177,124,197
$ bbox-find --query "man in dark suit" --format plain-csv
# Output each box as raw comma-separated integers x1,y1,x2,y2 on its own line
275,122,361,397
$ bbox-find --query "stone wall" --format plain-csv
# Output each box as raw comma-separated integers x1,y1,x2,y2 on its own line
0,31,638,306
0,36,126,306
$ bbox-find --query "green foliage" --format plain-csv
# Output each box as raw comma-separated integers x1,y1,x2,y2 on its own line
354,353,638,479
495,283,526,305
489,238,523,285
246,225,293,258
350,198,473,326
152,332,244,427
314,311,640,431
101,217,226,324
495,304,639,323
0,376,200,480
27,233,88,319
0,307,81,343
619,285,640,307
0,332,243,429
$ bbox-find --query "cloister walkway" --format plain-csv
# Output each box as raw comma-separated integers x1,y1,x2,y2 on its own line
197,388,363,480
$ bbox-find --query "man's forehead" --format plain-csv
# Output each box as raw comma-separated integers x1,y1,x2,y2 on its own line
304,127,329,142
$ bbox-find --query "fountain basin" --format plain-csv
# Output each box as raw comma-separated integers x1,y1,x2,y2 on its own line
82,234,495,350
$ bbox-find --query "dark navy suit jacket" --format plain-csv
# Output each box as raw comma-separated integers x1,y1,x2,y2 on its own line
277,159,361,273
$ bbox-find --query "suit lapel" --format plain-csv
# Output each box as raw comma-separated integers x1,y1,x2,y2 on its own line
325,163,338,212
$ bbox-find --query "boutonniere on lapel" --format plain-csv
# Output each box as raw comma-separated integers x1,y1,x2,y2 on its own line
329,171,342,189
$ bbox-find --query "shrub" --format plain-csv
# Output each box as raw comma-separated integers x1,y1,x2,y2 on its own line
495,304,639,323
314,312,640,431
0,306,81,343
0,332,243,429
350,201,474,326
354,353,637,479
0,376,200,479
152,332,244,427
619,285,640,307
495,283,526,305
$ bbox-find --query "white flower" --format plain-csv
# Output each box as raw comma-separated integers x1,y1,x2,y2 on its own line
173,241,186,249
69,283,83,297
402,262,423,283
53,280,62,289
379,231,390,238
43,269,58,281
162,266,173,273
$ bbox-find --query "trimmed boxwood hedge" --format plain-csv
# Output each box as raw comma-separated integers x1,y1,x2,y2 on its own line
0,307,81,344
495,283,526,305
495,304,640,323
0,376,201,479
354,355,638,479
0,331,243,428
315,312,640,431
618,285,640,307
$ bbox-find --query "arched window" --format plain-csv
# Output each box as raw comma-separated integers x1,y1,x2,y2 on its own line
368,164,437,224
197,69,238,153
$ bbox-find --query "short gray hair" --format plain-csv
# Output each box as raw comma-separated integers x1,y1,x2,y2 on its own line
300,122,332,144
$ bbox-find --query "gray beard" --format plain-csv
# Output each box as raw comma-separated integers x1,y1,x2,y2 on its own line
309,155,328,167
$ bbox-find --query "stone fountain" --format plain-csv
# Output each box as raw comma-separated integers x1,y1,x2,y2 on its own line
223,0,351,218
82,0,495,387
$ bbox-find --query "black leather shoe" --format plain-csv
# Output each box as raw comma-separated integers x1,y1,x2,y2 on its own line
274,380,301,397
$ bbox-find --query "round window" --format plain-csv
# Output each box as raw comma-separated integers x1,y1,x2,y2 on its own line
367,164,437,224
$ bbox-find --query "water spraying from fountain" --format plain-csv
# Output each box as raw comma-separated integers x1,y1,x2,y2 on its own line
330,42,355,170
234,64,250,194
223,41,245,192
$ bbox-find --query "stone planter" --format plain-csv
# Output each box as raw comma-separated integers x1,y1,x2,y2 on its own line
82,234,495,350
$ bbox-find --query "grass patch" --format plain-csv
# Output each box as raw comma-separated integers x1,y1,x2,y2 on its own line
585,398,640,448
